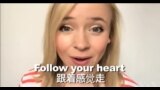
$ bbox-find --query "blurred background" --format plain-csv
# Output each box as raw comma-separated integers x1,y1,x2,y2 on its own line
1,3,160,87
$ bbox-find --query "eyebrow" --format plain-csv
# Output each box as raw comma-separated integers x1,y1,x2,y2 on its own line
63,16,74,21
63,16,108,24
89,17,108,24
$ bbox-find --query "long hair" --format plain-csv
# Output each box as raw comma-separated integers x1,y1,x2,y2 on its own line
39,3,123,87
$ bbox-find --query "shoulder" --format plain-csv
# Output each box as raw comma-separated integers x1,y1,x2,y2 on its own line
121,72,138,87
19,69,42,87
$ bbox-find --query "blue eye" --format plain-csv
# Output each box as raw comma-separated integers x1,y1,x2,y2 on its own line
91,26,104,33
59,25,72,32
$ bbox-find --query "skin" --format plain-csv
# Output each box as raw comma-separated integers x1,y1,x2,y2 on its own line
56,4,112,86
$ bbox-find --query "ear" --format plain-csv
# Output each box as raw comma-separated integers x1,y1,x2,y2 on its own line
108,38,111,44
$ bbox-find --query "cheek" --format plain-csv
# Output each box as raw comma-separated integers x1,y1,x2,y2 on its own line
93,39,108,55
91,34,109,58
56,33,72,56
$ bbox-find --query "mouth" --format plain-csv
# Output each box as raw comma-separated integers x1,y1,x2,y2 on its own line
70,56,92,66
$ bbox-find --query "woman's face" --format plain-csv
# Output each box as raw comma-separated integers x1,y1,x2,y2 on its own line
56,4,112,67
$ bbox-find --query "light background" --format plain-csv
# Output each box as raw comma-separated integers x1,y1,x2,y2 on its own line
1,3,160,87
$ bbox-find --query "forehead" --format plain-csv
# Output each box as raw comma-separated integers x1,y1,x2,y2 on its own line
67,4,112,20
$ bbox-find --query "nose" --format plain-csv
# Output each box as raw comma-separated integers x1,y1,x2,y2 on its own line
73,31,90,51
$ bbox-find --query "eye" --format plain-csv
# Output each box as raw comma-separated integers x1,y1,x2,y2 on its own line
59,25,72,32
90,26,104,33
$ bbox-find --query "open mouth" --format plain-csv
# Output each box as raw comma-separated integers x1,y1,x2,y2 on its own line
71,56,92,66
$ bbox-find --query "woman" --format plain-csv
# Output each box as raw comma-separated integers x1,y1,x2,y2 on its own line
19,3,138,87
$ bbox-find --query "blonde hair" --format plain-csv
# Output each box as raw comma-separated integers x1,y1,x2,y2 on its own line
38,3,123,87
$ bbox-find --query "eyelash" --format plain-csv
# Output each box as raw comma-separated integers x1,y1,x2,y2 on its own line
59,25,104,33
90,26,104,33
59,25,72,32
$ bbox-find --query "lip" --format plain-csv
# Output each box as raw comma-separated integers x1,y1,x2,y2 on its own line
70,56,92,66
